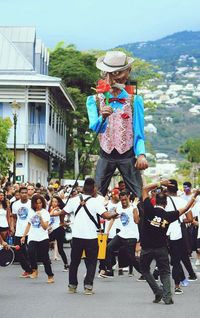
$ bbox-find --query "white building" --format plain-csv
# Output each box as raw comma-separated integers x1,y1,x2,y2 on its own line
144,123,157,134
0,26,75,185
144,163,177,179
184,83,195,91
144,115,153,122
189,105,200,115
168,84,183,91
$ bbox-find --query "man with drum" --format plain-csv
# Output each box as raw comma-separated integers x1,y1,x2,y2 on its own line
63,177,118,295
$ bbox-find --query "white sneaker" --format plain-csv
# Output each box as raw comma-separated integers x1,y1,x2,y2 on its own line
180,279,189,287
98,270,106,278
112,262,118,271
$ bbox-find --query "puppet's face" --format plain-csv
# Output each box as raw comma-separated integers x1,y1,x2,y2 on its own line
103,68,131,89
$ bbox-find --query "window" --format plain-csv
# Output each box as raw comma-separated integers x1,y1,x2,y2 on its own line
0,102,3,117
49,105,52,126
56,114,59,133
52,110,55,129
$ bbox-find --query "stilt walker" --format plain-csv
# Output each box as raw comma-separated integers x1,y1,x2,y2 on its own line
86,51,148,197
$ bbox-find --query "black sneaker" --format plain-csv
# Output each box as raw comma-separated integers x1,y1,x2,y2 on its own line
100,270,114,278
118,269,123,276
137,275,146,282
188,275,197,281
63,265,70,272
153,294,163,303
164,298,174,305
153,268,159,281
174,287,183,295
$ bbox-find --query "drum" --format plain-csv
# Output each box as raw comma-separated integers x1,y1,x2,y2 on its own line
82,233,108,260
0,246,15,267
97,233,108,260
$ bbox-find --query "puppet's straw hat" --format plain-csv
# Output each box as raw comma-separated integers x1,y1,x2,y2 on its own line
96,51,134,73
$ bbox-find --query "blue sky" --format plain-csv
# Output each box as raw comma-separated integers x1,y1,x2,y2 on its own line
1,0,200,51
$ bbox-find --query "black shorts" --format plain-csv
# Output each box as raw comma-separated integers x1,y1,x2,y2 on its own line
0,226,9,232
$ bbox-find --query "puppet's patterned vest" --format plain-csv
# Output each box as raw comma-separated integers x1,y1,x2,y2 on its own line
98,94,133,154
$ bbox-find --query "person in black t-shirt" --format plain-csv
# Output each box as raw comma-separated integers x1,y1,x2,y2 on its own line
140,180,200,305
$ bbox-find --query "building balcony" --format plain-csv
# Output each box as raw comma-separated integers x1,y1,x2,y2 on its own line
7,123,66,159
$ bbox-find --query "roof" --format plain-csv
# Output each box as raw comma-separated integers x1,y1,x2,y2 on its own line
35,39,43,54
0,32,33,71
0,72,60,84
0,72,75,110
0,26,36,43
0,26,75,110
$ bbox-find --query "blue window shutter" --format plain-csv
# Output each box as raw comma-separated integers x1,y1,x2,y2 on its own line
0,103,3,117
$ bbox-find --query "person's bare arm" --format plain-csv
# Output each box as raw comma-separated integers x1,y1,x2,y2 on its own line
101,210,118,220
183,210,193,223
179,190,200,216
50,208,61,216
133,207,140,224
142,179,172,201
106,218,115,235
37,212,49,230
0,233,8,249
21,223,31,244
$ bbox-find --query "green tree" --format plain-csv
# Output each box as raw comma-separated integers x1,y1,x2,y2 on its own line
179,138,200,186
130,58,161,86
180,138,200,163
175,161,191,181
0,117,13,177
49,43,99,94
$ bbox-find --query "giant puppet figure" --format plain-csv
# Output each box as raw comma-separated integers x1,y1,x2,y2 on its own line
86,51,148,197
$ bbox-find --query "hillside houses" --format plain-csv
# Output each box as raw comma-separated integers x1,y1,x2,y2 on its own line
139,58,200,109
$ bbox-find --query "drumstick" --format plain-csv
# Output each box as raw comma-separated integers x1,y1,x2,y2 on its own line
9,245,21,251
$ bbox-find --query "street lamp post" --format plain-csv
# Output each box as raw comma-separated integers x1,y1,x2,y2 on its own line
11,100,21,183
73,120,79,179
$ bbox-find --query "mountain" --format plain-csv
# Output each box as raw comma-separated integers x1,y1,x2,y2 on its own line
117,31,200,62
117,31,200,161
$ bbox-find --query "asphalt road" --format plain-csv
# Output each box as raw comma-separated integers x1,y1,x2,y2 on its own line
0,246,200,318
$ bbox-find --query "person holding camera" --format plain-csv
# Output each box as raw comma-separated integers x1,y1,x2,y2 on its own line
140,180,200,305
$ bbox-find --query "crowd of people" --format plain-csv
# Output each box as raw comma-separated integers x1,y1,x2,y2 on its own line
0,177,200,303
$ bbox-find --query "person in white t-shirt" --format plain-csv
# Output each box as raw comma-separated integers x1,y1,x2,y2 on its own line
48,195,69,271
166,180,197,296
181,182,193,202
98,188,121,277
105,189,122,239
102,190,141,278
181,181,199,264
0,190,11,240
191,201,200,265
12,186,33,277
63,178,118,295
21,194,54,284
0,190,10,250
10,189,20,205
